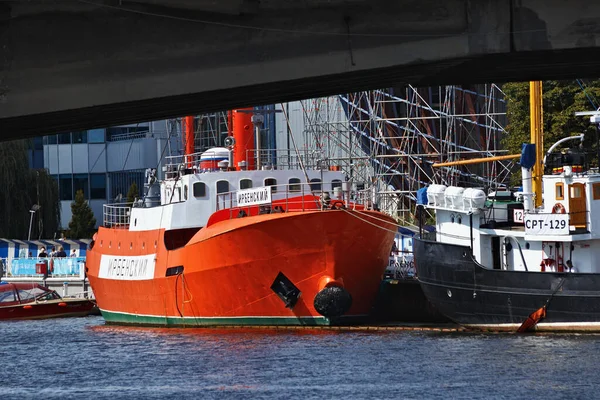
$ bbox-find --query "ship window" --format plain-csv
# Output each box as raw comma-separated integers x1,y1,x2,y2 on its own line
193,182,206,197
216,180,229,194
289,178,301,192
594,183,600,200
310,178,322,192
571,185,583,198
184,185,188,200
556,183,564,200
332,179,342,190
265,178,277,193
240,179,253,190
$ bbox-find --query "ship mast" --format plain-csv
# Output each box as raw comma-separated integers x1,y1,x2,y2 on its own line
529,81,544,208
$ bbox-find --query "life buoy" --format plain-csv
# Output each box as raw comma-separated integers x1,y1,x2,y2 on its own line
552,203,566,214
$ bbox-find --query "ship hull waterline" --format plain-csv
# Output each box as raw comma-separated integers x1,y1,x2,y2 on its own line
414,238,600,332
87,210,396,327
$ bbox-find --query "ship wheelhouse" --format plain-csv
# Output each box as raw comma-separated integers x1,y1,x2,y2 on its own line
421,145,600,275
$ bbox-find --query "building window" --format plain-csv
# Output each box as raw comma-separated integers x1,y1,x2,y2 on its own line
72,131,88,144
73,174,89,199
58,133,71,144
193,182,206,197
310,178,322,192
88,129,106,143
109,170,145,202
59,175,73,201
555,183,564,200
216,180,229,194
264,178,277,193
594,183,600,200
90,174,106,199
289,178,301,192
240,179,253,190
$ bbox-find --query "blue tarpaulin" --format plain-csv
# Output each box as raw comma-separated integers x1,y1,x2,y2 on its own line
520,143,536,169
416,187,428,205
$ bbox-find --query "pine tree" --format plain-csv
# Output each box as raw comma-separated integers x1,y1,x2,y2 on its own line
68,190,97,239
126,182,139,206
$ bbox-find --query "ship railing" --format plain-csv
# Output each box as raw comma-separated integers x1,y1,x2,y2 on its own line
2,257,86,278
481,206,590,232
215,180,374,215
163,148,343,177
103,203,132,228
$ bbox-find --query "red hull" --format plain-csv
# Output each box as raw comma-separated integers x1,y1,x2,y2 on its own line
87,210,396,326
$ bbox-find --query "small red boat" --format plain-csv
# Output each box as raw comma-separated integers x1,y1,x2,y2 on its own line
0,282,96,320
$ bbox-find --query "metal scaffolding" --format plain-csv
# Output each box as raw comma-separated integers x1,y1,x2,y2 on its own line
298,85,512,223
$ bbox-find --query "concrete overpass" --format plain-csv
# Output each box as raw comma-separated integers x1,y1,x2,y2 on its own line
2,0,600,137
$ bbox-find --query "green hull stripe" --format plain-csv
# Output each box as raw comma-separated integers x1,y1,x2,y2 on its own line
100,310,333,327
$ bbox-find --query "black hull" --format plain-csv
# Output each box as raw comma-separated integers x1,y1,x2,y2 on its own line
414,239,600,331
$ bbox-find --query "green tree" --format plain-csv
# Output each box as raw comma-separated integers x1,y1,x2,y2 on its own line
0,139,61,239
126,182,139,206
68,190,97,239
502,80,600,184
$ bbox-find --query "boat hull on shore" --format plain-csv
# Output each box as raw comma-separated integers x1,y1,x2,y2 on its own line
414,239,600,332
87,209,396,327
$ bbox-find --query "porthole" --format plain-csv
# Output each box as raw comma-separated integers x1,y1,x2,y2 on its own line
118,242,121,249
100,240,103,247
130,242,133,250
109,241,112,249
154,240,157,248
525,242,530,249
142,242,145,250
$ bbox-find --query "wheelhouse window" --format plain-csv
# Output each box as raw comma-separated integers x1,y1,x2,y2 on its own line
309,178,322,192
264,178,277,193
240,179,253,190
193,182,206,197
593,183,600,200
216,180,230,194
332,179,342,190
556,183,564,200
184,185,188,200
289,178,301,192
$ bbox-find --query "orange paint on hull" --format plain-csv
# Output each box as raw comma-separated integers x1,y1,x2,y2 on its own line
86,210,396,326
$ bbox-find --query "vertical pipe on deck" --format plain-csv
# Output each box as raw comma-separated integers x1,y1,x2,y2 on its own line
233,109,255,170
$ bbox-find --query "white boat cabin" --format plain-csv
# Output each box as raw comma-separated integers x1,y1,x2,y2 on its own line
422,147,600,274
103,147,351,232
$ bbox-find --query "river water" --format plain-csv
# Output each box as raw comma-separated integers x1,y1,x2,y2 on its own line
0,316,597,399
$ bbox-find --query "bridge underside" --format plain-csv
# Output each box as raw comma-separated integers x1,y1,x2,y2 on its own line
1,0,600,137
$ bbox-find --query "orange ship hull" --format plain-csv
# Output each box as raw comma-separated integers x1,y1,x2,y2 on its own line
86,209,396,326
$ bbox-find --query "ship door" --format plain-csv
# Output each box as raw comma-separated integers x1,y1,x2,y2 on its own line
491,236,501,270
568,183,587,228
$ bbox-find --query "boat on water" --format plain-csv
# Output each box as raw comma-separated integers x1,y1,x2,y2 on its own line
86,111,397,327
0,282,96,320
413,102,600,332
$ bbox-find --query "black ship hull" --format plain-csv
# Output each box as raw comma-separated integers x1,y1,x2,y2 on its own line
414,239,600,331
